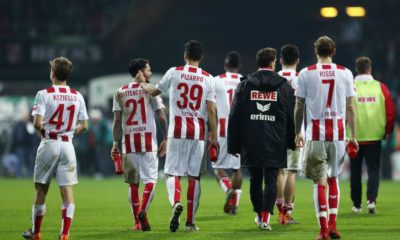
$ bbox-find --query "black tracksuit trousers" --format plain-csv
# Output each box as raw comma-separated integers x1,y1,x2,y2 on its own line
248,167,279,214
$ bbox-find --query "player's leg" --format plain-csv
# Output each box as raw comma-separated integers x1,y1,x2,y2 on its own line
57,142,79,240
261,168,278,230
137,152,158,231
276,169,285,222
59,186,75,240
164,138,184,232
231,168,243,214
304,141,330,240
213,138,232,194
248,167,263,227
283,170,297,224
185,139,204,231
326,141,346,239
23,141,58,240
364,142,381,214
214,168,231,193
124,153,141,229
350,146,364,212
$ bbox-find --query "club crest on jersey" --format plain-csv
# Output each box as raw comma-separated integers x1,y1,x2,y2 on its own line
251,91,277,101
256,102,271,112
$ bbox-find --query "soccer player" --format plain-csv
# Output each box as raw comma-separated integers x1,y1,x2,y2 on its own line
349,57,395,214
213,51,243,214
294,36,358,240
141,40,219,232
276,44,301,224
23,57,89,240
111,58,167,232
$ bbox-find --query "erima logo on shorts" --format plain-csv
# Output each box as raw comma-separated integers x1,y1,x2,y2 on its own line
251,91,277,101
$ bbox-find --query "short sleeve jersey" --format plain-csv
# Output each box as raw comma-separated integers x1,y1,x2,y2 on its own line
214,72,242,138
32,85,89,141
278,69,299,90
157,65,216,140
296,63,355,141
113,82,164,153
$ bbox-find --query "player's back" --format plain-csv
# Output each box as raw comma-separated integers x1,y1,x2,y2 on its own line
114,82,162,153
297,63,354,141
278,69,298,90
214,72,242,138
160,65,215,140
34,85,87,142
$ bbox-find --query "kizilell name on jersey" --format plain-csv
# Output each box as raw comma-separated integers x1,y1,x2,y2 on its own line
53,94,78,101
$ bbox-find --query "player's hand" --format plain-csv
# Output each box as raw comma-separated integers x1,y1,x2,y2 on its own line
209,137,220,156
348,137,359,152
111,142,119,159
295,133,304,147
158,139,167,157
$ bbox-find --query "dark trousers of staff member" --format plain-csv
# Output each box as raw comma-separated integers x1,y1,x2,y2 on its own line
350,141,381,208
248,167,278,214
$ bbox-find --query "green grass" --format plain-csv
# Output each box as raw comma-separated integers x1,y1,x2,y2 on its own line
0,177,399,239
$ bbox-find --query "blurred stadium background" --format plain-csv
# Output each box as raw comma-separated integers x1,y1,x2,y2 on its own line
1,0,400,180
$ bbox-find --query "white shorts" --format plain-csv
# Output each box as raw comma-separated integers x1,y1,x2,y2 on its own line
34,140,78,186
123,152,158,185
212,137,240,169
286,147,303,171
164,138,205,177
301,141,346,181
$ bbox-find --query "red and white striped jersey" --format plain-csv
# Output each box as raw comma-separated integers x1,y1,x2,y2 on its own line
113,82,165,153
31,85,89,142
157,65,216,140
296,63,355,141
278,69,299,90
214,72,242,138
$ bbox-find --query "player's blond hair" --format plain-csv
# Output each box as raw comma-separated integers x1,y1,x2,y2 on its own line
49,57,73,81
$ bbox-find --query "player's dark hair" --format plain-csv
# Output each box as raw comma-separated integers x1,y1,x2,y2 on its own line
225,51,241,69
49,57,73,81
256,48,277,68
314,36,336,57
184,40,204,61
128,58,150,78
280,44,299,66
355,56,372,74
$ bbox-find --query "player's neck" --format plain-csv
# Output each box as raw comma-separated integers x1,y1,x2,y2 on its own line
52,79,67,86
186,60,200,68
317,56,333,64
282,65,297,71
226,68,239,74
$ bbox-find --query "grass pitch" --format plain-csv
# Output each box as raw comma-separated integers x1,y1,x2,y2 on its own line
0,177,399,240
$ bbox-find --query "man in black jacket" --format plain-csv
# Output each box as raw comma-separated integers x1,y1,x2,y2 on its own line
228,48,295,230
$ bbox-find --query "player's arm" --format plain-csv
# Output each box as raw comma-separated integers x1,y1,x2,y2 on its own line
294,97,305,147
346,96,358,151
156,109,168,157
111,110,122,156
140,83,161,97
74,120,88,136
207,100,219,153
33,114,45,137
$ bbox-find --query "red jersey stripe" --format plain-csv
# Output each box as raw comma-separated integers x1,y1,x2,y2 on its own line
59,87,67,93
312,119,320,140
201,70,210,76
336,64,345,70
198,118,205,140
282,72,291,76
175,66,184,71
322,65,332,70
219,118,226,137
47,87,55,93
186,117,195,139
231,74,238,79
308,65,317,71
70,88,77,94
125,134,132,153
325,119,334,141
144,132,152,152
188,67,197,73
337,119,344,140
219,73,227,78
122,85,129,90
174,116,182,138
133,133,142,152
131,83,140,88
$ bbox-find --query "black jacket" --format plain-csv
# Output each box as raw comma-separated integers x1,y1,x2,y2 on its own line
227,70,295,168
